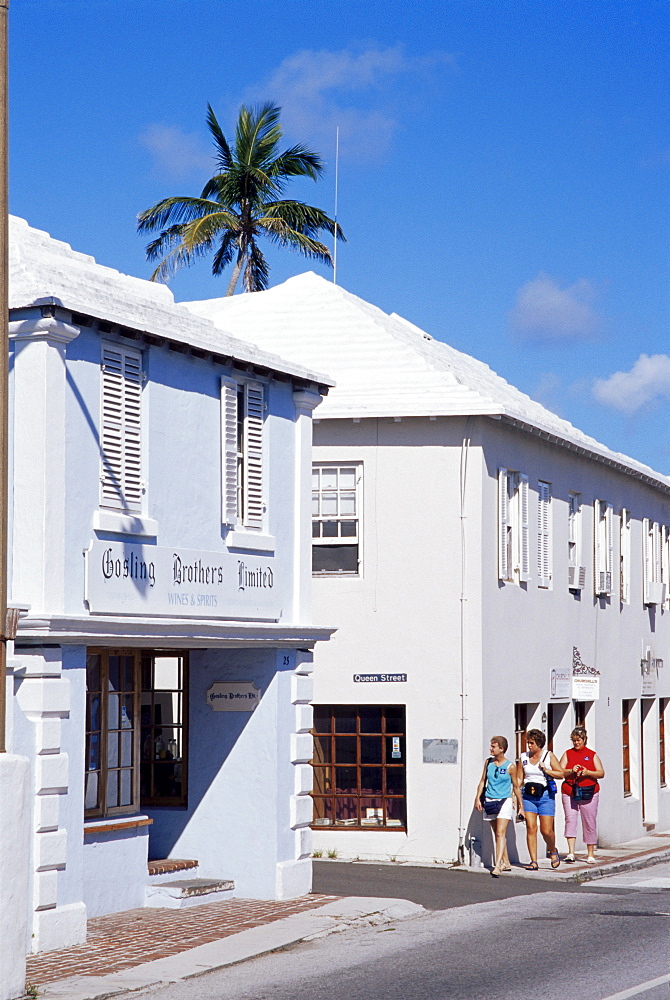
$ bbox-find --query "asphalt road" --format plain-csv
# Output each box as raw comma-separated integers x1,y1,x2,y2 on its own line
312,859,616,907
136,879,670,1000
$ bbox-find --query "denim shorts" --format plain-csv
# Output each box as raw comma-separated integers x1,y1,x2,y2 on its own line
522,790,555,816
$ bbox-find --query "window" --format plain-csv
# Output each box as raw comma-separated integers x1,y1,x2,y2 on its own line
642,519,665,605
622,699,633,797
514,703,530,759
498,468,529,583
537,481,552,589
85,650,188,818
594,500,614,596
100,343,143,512
568,492,585,591
620,508,631,604
311,705,406,829
312,465,361,575
221,379,264,529
661,698,668,788
140,654,188,807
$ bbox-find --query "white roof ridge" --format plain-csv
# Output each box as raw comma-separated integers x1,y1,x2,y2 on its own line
8,216,333,386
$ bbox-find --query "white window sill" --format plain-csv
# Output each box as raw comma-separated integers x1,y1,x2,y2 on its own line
226,530,276,553
94,510,159,538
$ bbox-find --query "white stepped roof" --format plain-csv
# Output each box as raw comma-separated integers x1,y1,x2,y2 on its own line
8,217,331,386
185,271,670,492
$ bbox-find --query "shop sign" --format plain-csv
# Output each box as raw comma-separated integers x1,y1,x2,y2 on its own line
353,673,407,683
422,739,458,764
85,539,281,619
641,647,663,697
550,668,571,700
206,682,260,711
572,675,600,700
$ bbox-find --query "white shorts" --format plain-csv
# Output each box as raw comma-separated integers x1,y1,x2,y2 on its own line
483,797,514,822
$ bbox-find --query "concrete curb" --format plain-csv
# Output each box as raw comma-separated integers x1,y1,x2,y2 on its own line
463,846,670,884
35,897,426,1000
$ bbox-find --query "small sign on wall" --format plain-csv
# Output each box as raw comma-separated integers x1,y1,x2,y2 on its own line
206,682,260,711
423,739,458,764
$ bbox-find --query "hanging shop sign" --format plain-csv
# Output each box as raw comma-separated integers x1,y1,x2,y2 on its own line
353,673,407,683
422,739,459,764
85,539,282,619
571,646,600,701
206,682,260,712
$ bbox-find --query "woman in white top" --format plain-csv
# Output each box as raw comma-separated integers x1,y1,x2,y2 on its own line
518,729,563,870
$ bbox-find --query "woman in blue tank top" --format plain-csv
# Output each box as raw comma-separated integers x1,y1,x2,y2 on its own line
475,735,524,876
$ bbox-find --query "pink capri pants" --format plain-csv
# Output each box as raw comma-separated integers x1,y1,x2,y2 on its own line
562,791,599,845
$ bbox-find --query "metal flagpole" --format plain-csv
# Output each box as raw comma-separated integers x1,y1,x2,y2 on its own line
333,126,339,285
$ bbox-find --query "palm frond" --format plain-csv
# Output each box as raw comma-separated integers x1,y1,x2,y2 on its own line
211,231,237,276
269,145,323,182
206,103,233,172
236,103,282,168
137,196,223,233
181,211,241,248
148,238,215,282
263,200,345,241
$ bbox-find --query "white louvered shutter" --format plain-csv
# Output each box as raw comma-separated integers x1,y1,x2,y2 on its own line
605,503,614,594
620,508,630,604
519,474,530,581
537,482,551,588
643,517,652,604
243,382,264,528
221,379,239,525
101,344,143,512
498,468,509,581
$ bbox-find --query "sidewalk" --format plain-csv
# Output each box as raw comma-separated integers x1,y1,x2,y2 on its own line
23,830,670,1000
467,828,670,882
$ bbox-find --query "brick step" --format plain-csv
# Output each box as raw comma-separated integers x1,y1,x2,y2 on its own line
147,858,200,884
145,876,235,910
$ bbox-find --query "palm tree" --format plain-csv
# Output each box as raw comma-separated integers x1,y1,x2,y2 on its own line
137,102,344,295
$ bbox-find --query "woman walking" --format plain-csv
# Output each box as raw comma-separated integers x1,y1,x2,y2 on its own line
560,726,605,864
518,728,563,870
475,736,524,877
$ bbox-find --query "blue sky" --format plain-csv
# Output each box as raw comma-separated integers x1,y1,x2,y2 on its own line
9,0,670,471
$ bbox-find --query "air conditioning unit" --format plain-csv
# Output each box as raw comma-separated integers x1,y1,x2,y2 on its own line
645,581,666,606
596,570,612,595
568,565,586,590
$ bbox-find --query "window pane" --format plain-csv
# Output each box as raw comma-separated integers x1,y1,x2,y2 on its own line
89,695,101,732
321,468,338,490
360,736,382,764
312,545,358,574
385,768,406,794
359,706,382,733
121,730,133,767
107,732,119,768
85,772,98,811
385,799,406,826
121,656,134,691
334,766,357,791
312,797,333,825
86,655,100,692
360,767,382,795
106,770,119,808
334,708,357,733
360,797,383,824
88,731,100,771
322,519,338,536
108,694,120,730
312,468,320,489
313,706,331,733
340,520,357,537
312,733,332,764
312,521,320,538
141,657,152,690
334,798,358,824
339,468,356,489
121,695,134,729
108,656,121,692
312,495,320,516
334,736,357,763
154,657,180,691
384,706,405,732
120,769,132,806
312,766,333,795
340,493,356,515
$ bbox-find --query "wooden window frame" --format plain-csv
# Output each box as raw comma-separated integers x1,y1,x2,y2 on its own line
85,649,189,820
140,652,189,808
311,705,406,830
312,464,362,576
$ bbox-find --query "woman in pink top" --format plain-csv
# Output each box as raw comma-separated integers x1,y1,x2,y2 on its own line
560,726,605,864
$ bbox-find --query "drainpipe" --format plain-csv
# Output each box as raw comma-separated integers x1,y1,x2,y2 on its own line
0,0,8,754
457,418,472,864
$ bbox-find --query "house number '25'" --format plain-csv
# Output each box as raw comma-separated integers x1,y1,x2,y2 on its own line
282,655,291,666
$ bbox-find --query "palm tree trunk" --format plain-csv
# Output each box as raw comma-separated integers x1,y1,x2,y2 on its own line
226,243,245,296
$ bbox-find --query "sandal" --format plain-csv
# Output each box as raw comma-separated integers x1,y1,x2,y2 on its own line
501,863,512,872
565,854,576,863
550,851,560,869
491,866,502,878
525,862,539,871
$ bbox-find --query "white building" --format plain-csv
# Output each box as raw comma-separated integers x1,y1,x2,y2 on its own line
6,219,334,956
187,272,670,866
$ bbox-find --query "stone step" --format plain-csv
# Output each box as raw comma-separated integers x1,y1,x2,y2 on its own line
147,859,200,884
145,877,235,909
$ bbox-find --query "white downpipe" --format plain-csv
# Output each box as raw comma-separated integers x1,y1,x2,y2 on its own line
457,421,472,864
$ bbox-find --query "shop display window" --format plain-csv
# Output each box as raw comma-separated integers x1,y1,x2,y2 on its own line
311,705,406,829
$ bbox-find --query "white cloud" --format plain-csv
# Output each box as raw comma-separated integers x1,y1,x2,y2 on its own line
510,273,601,342
139,124,213,180
241,45,455,162
593,354,670,413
